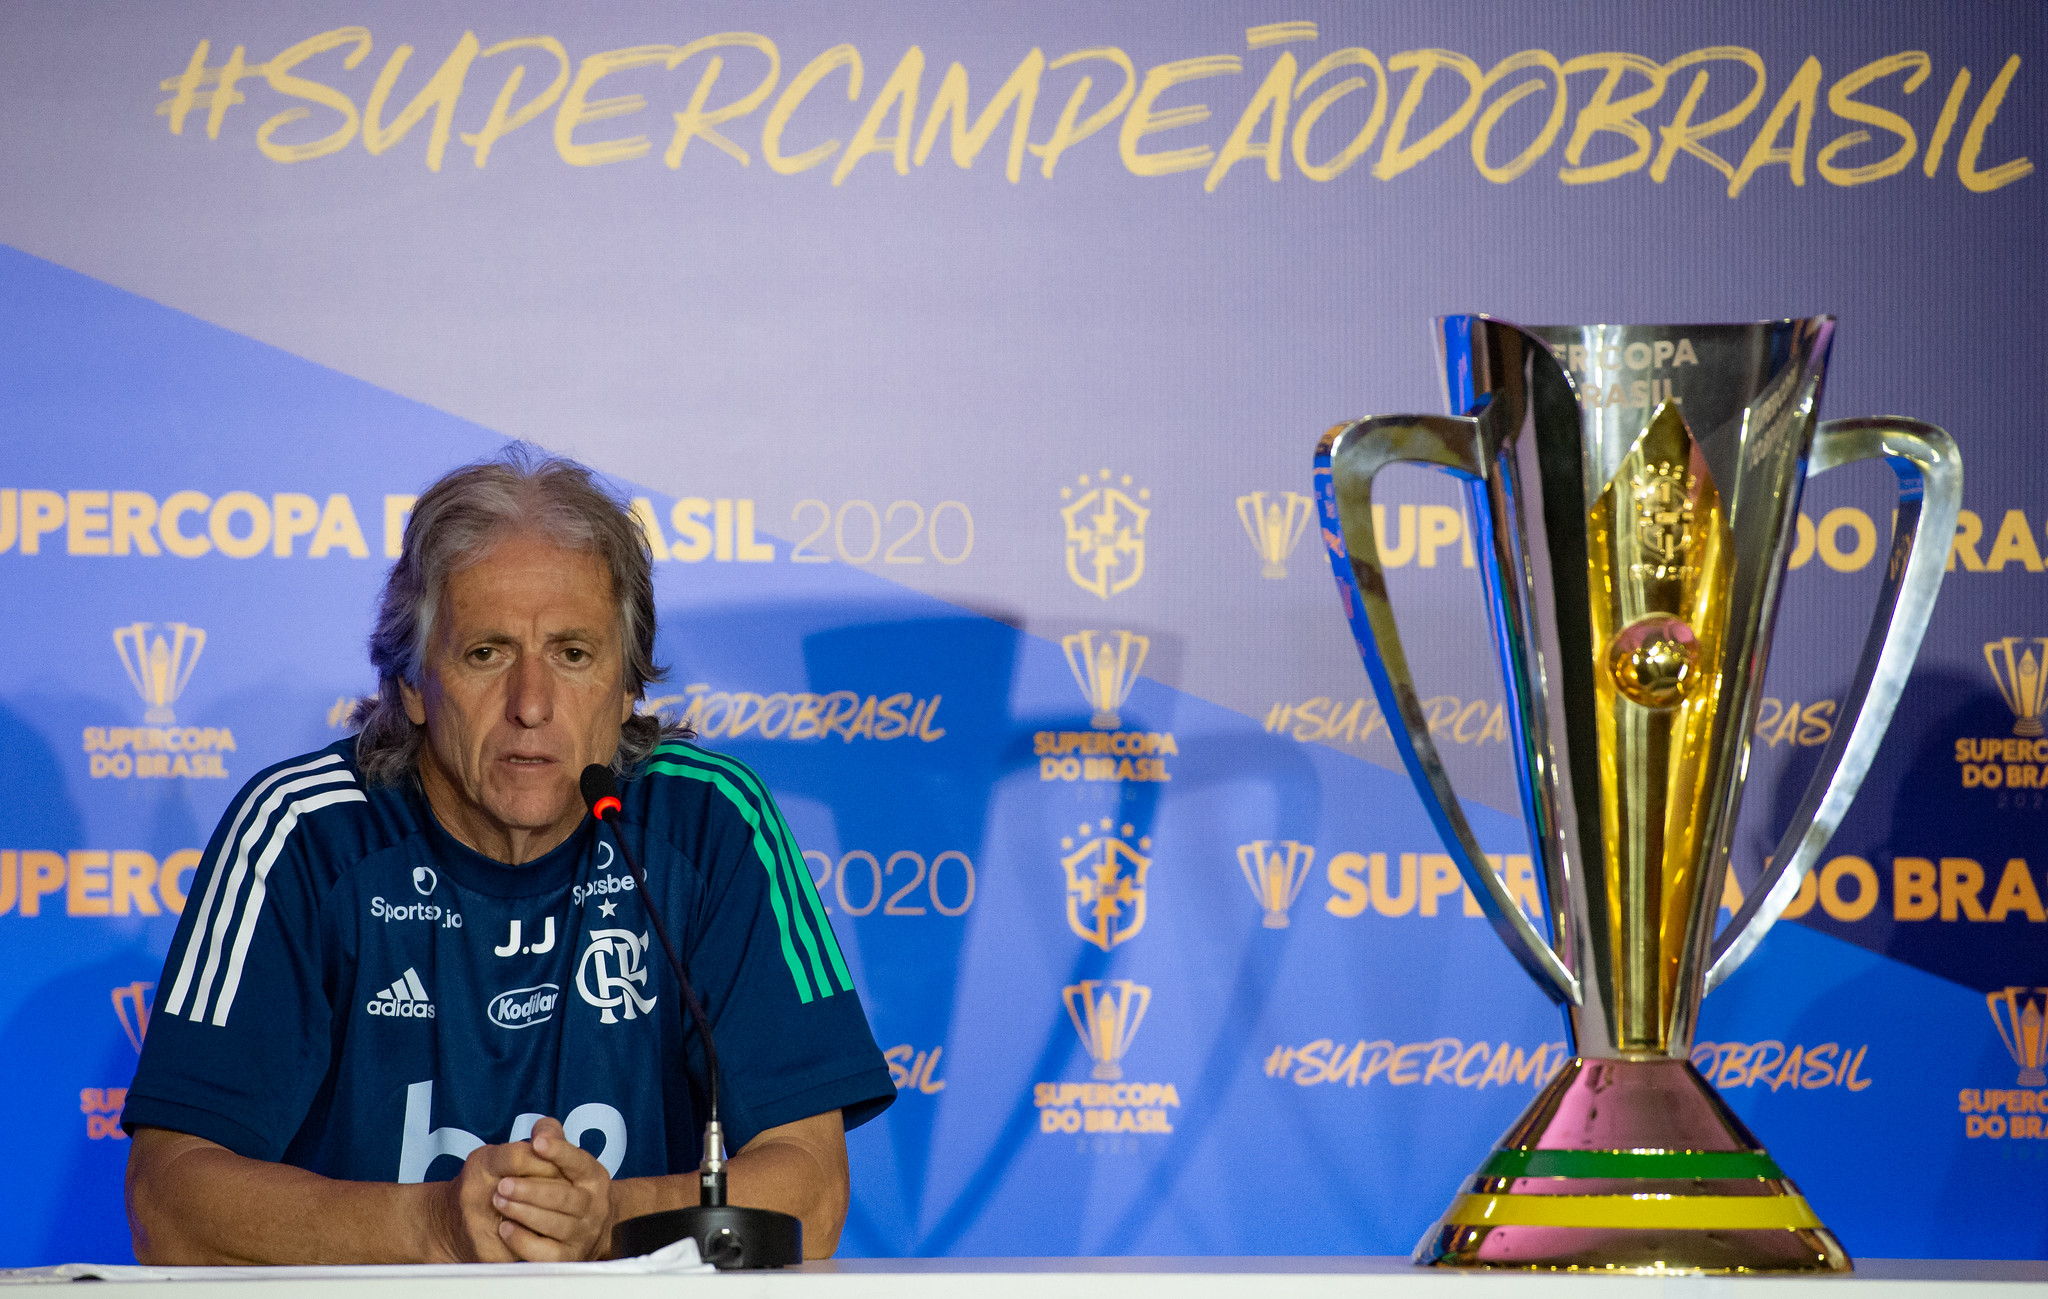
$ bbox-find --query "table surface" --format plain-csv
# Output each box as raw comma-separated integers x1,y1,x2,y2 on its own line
41,1257,2048,1299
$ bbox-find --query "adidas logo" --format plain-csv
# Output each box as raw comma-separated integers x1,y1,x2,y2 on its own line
367,968,436,1019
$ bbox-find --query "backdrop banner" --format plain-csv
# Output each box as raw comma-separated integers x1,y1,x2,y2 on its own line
0,0,2042,1264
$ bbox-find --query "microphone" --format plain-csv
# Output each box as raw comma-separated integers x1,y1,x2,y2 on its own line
580,764,801,1270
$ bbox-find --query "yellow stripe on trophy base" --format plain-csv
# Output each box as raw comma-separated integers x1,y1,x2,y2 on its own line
1445,1193,1823,1231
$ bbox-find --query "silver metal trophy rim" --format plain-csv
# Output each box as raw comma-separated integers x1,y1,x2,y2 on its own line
1314,314,1961,1052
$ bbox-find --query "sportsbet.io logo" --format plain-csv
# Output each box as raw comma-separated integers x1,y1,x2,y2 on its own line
1035,980,1180,1145
1962,987,2048,1144
85,621,234,781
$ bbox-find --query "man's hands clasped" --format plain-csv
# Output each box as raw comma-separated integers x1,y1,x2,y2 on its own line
433,1118,613,1262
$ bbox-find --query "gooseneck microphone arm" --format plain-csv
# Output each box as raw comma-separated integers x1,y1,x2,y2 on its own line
580,764,727,1208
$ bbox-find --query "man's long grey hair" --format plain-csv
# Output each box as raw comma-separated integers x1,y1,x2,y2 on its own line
350,444,682,786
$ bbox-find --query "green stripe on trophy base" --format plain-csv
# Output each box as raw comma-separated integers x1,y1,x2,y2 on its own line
1479,1148,1784,1180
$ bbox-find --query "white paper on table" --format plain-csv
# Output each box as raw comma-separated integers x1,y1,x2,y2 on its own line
0,1236,710,1282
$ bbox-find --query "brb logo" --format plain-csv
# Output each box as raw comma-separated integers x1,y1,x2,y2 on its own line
1060,469,1149,599
577,929,657,1024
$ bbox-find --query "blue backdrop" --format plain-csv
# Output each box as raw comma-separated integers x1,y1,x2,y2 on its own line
0,1,2043,1264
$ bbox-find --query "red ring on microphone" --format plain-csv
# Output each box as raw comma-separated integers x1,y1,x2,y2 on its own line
593,795,622,821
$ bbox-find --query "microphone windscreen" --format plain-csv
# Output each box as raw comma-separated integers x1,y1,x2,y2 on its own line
580,763,620,814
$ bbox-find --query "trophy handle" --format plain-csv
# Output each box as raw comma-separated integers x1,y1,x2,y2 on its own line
1704,417,1963,992
1316,415,1580,1007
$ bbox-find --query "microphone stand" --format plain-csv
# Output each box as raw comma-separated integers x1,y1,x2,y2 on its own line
582,765,803,1270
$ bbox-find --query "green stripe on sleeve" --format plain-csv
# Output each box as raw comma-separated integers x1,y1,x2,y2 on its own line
650,746,833,996
643,758,816,1003
657,743,854,995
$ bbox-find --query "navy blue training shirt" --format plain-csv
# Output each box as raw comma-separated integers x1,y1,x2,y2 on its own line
125,736,892,1184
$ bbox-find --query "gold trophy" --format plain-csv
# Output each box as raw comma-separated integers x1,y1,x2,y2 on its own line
1314,317,1960,1272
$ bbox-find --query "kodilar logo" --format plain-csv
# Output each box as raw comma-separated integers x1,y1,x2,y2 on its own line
488,983,561,1031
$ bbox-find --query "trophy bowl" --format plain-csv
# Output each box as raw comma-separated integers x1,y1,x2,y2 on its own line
1314,316,1960,1272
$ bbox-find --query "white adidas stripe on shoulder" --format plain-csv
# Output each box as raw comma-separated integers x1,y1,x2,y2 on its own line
208,784,368,1026
162,754,344,1018
185,768,359,1023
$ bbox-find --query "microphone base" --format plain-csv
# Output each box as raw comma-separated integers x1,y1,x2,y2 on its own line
612,1205,803,1270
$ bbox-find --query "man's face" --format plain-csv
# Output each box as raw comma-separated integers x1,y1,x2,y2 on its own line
401,532,635,864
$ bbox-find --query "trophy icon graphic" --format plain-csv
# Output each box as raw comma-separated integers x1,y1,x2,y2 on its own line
1988,986,2048,1086
113,622,206,724
1236,839,1315,928
1062,630,1148,731
112,981,154,1054
1063,979,1150,1081
1984,637,2048,737
1315,316,1960,1273
1236,491,1314,579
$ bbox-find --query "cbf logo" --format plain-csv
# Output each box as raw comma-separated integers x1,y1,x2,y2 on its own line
114,622,204,724
1955,636,2048,792
1236,491,1312,579
1035,981,1179,1142
1061,469,1149,599
1061,819,1150,951
1986,637,2048,737
577,929,657,1024
1960,986,2048,1143
1063,630,1147,730
1236,839,1315,928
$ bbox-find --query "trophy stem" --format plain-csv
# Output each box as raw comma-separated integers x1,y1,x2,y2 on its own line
1415,1056,1850,1273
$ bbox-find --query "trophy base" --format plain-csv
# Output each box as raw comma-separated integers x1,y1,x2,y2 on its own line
1415,1056,1850,1274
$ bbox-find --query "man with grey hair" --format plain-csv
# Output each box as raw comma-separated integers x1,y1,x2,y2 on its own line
122,446,892,1263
